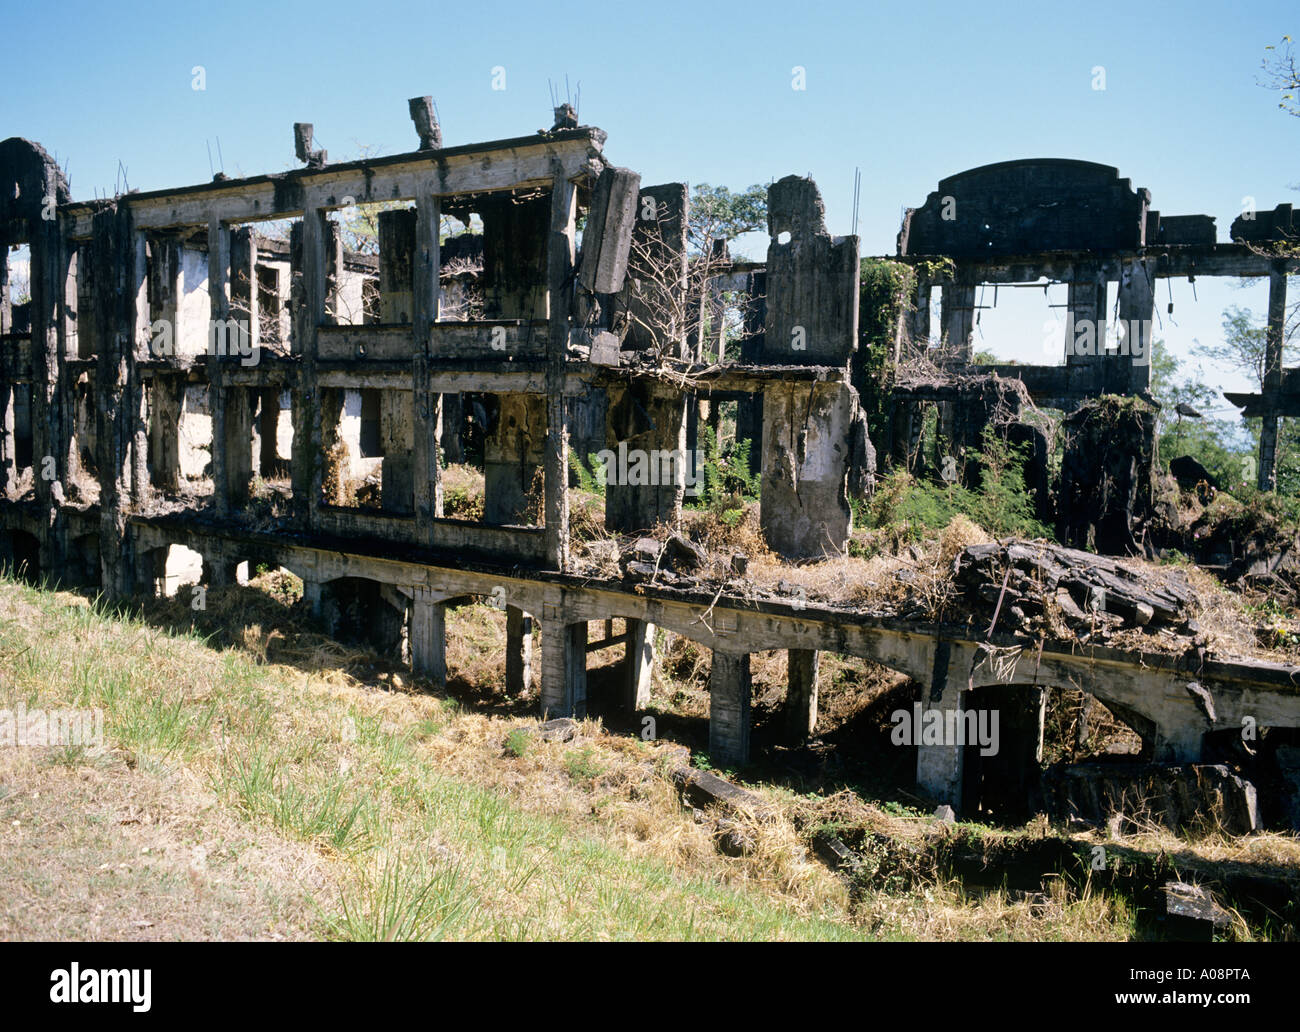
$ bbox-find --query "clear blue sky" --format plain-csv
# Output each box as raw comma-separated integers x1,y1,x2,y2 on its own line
3,0,1295,412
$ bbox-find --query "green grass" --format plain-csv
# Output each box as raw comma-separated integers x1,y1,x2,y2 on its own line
0,576,863,941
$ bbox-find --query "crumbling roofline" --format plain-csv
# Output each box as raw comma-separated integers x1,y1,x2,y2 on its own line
56,126,606,218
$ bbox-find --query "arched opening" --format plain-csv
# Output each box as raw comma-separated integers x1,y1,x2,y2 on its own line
70,533,100,588
319,577,407,657
961,683,1047,823
1,528,40,583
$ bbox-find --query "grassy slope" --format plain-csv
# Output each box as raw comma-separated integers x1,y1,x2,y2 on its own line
0,577,862,941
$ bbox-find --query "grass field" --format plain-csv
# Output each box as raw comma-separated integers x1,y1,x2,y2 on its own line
4,572,1273,941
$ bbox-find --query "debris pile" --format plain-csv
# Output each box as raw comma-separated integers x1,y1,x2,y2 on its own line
953,540,1197,638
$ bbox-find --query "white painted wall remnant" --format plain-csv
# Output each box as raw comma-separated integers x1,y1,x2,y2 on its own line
179,385,212,478
177,247,211,358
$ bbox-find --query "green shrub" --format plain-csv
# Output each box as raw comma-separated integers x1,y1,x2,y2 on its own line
504,728,531,759
864,428,1050,540
568,452,607,497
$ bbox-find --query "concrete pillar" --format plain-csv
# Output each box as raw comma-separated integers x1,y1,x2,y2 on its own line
230,227,258,352
708,650,751,766
624,618,655,710
301,577,324,620
410,589,447,687
762,176,859,364
1116,257,1155,394
380,389,414,513
224,388,255,508
291,209,328,524
484,393,545,524
1258,264,1288,491
604,383,688,533
544,172,577,570
256,388,282,477
128,231,150,509
1152,717,1206,765
540,617,586,718
377,208,416,325
912,277,931,350
135,547,164,599
941,280,975,360
505,605,533,695
759,380,859,558
148,233,182,340
0,383,14,497
148,374,183,493
92,205,144,599
412,356,443,542
785,648,819,741
915,640,964,811
1065,263,1107,379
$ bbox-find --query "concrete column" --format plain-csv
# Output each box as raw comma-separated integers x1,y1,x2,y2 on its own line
912,278,931,351
709,650,752,766
915,640,964,811
1152,712,1206,765
0,383,14,497
544,171,577,570
301,577,323,620
205,558,247,588
148,374,183,493
1116,257,1155,394
759,380,858,558
92,205,139,599
230,227,258,352
412,356,443,542
380,389,414,513
378,208,416,325
785,648,819,741
604,383,688,534
292,209,328,525
1258,265,1288,491
624,618,655,710
1065,263,1106,379
223,388,255,508
540,617,586,718
128,231,150,507
410,589,447,687
941,280,974,360
147,233,182,342
135,547,163,599
257,388,282,477
505,605,533,695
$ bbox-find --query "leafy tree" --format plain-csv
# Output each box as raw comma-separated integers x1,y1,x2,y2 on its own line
688,183,768,257
1149,339,1250,487
1195,306,1287,389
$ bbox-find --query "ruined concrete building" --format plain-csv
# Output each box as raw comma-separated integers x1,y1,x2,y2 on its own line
2,104,1299,821
894,158,1298,498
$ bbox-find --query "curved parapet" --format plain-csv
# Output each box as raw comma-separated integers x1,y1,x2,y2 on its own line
898,158,1149,258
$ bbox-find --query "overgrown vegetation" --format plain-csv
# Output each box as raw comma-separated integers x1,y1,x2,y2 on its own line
863,428,1050,543
687,424,761,521
857,258,913,447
